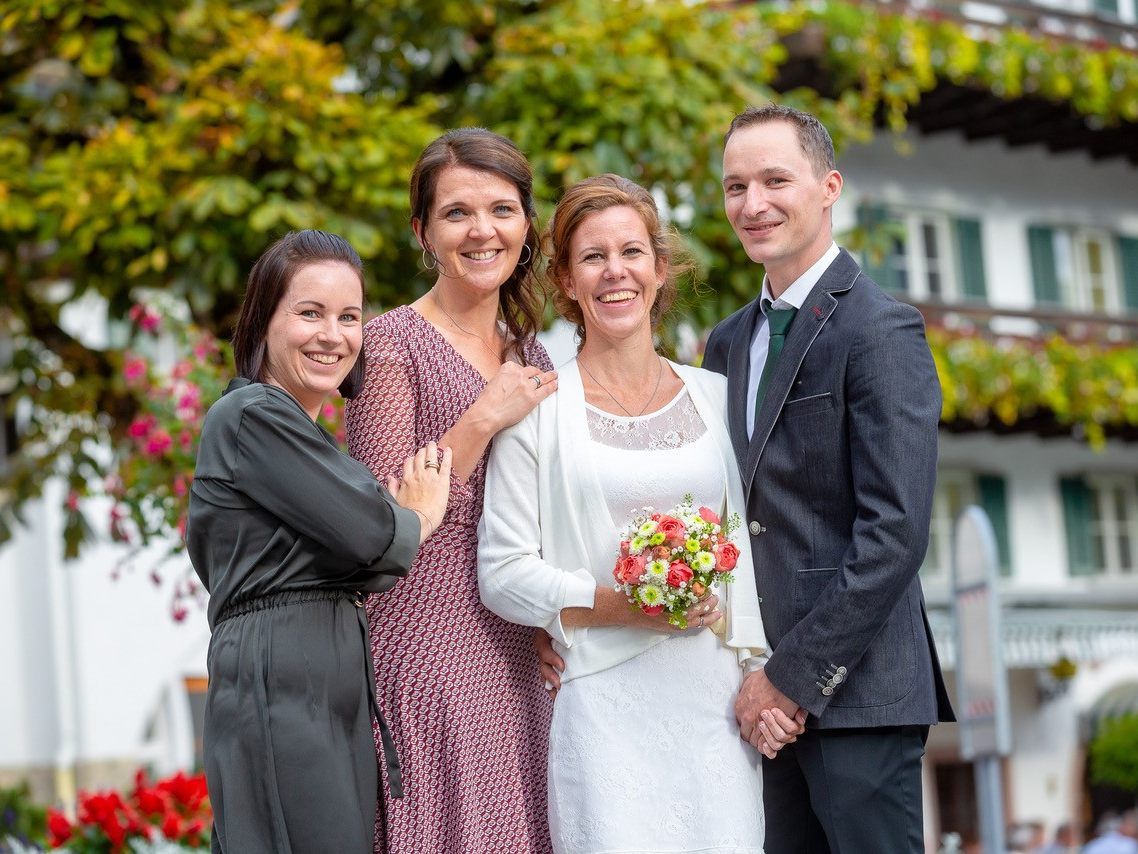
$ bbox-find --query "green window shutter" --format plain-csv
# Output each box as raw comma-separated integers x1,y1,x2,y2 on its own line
858,203,899,292
1028,226,1062,306
1117,235,1138,313
1095,0,1120,17
954,218,988,302
1059,476,1095,577
977,474,1011,576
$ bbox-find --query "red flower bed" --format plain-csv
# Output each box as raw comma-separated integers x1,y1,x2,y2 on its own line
46,770,210,852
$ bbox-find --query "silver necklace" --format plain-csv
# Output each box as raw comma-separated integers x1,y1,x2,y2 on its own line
432,289,503,364
579,355,664,418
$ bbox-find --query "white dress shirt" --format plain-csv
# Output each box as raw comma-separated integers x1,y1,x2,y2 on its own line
746,242,840,437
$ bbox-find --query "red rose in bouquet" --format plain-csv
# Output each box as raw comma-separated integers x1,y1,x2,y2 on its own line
613,554,647,585
713,542,741,571
666,561,694,588
654,514,686,545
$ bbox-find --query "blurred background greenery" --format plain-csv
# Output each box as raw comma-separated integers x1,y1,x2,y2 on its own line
3,0,1137,567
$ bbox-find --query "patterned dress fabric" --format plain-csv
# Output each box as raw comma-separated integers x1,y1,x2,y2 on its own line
345,305,555,854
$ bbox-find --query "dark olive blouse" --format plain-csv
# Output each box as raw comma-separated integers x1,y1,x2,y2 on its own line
187,378,419,627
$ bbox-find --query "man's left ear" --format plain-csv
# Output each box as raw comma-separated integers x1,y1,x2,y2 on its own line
822,170,843,208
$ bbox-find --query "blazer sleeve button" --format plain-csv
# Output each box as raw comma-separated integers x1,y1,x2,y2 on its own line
822,686,834,696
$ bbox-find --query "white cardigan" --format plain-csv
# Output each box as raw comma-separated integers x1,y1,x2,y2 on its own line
477,358,767,685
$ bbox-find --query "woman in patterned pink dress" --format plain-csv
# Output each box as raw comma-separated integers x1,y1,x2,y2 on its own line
345,128,559,853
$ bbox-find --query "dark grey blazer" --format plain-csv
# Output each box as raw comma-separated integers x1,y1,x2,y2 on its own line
704,249,954,728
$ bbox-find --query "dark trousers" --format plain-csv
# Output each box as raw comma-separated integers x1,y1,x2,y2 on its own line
762,725,928,854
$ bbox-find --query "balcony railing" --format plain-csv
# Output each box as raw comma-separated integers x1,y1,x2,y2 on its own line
911,299,1138,343
860,0,1138,50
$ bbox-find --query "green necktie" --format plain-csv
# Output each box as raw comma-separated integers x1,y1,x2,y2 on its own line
754,298,798,420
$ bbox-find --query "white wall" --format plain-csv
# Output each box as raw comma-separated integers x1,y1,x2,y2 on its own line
0,479,208,786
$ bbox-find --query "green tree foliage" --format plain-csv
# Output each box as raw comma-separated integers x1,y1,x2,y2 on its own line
3,0,1138,574
1090,715,1138,793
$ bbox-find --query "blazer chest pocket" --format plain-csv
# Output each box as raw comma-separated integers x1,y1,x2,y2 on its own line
783,392,833,418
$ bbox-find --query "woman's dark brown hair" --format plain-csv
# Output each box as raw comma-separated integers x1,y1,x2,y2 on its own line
545,173,694,347
409,128,544,365
232,229,368,399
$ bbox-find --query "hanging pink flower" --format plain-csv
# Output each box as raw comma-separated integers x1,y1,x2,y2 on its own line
129,303,162,334
127,414,156,440
145,429,173,456
192,334,218,361
175,383,202,420
123,355,149,385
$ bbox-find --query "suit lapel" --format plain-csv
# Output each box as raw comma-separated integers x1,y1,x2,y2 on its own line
726,298,762,468
742,250,861,493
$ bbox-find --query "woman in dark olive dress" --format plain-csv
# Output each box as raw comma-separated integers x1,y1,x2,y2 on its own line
186,230,452,854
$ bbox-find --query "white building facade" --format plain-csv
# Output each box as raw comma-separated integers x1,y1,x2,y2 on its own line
838,125,1138,846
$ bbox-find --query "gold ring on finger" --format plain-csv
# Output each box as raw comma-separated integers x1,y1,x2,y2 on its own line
424,461,440,471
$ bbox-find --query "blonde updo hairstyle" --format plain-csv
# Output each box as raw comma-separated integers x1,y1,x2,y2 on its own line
545,174,695,347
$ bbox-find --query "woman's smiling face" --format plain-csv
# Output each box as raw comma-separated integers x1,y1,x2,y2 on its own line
565,205,665,346
261,260,363,418
415,165,529,295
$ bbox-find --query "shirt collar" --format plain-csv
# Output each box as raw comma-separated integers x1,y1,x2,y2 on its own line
760,242,839,313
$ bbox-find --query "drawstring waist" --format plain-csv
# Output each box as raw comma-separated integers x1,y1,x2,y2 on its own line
216,588,358,623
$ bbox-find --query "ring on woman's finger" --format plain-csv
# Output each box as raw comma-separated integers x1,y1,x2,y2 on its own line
697,614,704,628
424,460,441,471
531,375,542,389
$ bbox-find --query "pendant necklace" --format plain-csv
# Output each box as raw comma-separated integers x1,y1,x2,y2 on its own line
432,288,504,365
579,354,664,418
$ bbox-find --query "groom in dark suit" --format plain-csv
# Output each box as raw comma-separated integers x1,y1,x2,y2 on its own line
703,104,954,853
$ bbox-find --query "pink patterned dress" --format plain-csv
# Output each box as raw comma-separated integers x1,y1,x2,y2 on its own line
345,305,555,854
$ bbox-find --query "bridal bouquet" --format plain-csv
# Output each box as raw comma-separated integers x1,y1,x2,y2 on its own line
611,495,742,628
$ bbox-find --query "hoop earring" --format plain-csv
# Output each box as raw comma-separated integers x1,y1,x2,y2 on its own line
421,248,438,271
517,244,532,267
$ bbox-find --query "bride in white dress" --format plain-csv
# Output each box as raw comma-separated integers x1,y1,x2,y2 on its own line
478,175,803,854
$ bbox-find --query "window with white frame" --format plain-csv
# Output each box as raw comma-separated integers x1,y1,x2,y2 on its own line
1088,475,1138,576
923,468,1013,581
1028,226,1135,313
1061,474,1138,577
858,204,988,303
922,470,978,580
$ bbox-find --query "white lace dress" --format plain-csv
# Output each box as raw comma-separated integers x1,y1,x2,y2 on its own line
546,388,765,854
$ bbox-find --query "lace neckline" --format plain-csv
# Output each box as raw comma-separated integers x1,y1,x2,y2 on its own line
584,386,688,422
585,388,707,451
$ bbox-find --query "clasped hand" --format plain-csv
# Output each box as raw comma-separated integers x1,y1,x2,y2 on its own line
735,668,808,759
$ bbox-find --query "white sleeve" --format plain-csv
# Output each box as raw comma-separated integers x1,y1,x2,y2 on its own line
477,410,597,647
